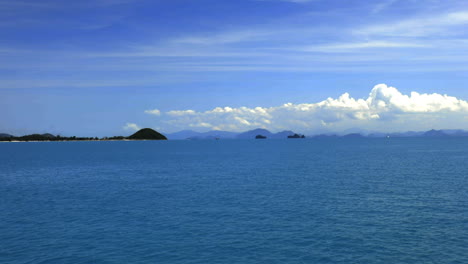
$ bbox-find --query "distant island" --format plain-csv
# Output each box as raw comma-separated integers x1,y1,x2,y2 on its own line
168,128,298,140
0,128,167,142
164,128,468,140
287,133,305,138
255,134,267,139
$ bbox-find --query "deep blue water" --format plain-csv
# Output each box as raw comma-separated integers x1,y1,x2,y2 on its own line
1,138,467,264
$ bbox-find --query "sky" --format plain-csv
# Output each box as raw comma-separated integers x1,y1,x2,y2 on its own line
2,0,468,136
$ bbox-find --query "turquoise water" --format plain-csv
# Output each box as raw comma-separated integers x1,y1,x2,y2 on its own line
1,138,467,264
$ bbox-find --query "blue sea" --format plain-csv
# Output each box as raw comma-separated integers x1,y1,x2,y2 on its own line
1,138,467,264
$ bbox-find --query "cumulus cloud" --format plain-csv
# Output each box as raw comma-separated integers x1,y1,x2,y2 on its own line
366,85,468,113
148,84,468,133
144,109,161,115
123,123,141,131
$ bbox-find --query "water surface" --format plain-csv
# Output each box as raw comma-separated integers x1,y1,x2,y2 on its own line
1,138,467,263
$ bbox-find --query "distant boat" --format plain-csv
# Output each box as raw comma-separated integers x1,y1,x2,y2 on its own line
255,135,267,139
287,133,305,138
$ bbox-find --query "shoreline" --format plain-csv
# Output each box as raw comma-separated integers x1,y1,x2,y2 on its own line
0,139,167,143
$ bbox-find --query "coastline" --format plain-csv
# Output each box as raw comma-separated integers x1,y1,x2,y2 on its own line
0,139,165,143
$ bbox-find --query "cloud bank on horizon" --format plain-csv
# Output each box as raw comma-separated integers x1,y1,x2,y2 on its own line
142,84,468,133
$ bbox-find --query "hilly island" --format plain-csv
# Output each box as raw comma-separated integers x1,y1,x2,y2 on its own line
0,128,167,142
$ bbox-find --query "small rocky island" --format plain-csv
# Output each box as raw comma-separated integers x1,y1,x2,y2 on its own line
255,134,267,139
287,133,305,138
128,128,167,140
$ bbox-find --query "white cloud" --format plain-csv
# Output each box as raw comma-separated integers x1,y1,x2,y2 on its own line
167,110,196,116
366,84,468,113
153,84,468,133
189,122,213,128
144,109,161,115
123,122,141,131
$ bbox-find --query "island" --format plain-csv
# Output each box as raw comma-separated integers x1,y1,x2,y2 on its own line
255,134,267,139
128,128,167,140
287,133,305,138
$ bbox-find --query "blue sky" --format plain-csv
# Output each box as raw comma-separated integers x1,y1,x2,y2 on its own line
2,0,468,136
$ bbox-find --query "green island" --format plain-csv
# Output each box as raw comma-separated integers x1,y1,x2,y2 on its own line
0,128,167,142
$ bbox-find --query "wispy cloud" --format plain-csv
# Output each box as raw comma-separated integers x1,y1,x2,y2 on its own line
0,0,136,9
173,30,274,45
144,109,161,116
256,0,314,3
297,41,428,52
0,0,54,9
371,0,399,14
0,0,132,30
87,48,271,58
356,11,468,37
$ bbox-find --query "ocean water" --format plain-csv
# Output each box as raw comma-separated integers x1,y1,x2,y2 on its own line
0,138,467,264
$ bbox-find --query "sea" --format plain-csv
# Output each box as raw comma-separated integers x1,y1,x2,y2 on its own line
1,138,467,264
